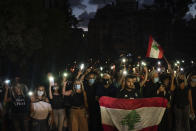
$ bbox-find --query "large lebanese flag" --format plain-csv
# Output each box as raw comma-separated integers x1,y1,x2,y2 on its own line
146,36,164,59
99,97,167,131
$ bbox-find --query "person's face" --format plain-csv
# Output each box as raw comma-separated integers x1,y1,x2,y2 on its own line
179,74,185,80
153,72,159,79
53,82,59,91
126,78,134,89
103,74,111,80
132,77,137,83
164,78,170,86
191,75,196,83
179,82,185,89
74,81,82,94
38,86,45,92
88,74,95,80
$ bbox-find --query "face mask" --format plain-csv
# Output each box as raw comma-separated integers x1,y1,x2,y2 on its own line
89,79,95,85
154,78,159,83
103,79,110,85
53,86,59,90
192,79,196,82
37,91,44,97
75,84,81,90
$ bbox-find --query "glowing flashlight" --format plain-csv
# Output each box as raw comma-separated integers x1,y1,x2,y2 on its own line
49,76,54,82
100,73,103,77
122,58,126,63
80,64,85,70
28,91,33,96
141,61,147,66
158,61,161,65
180,68,184,71
100,67,103,71
157,68,161,72
63,73,68,77
123,70,127,76
4,80,10,84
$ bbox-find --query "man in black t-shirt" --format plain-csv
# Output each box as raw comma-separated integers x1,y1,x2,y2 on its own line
117,75,141,99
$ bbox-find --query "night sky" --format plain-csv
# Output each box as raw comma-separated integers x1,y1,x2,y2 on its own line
69,0,196,30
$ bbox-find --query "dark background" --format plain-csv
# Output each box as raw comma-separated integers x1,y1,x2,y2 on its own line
0,0,195,86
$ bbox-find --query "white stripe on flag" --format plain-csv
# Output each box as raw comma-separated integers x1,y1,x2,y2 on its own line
149,42,160,58
101,106,166,131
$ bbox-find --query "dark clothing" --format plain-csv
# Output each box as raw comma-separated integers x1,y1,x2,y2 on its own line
70,93,84,107
50,95,64,109
117,84,141,99
174,87,190,109
84,81,102,131
174,105,190,131
12,113,29,131
0,85,4,102
143,81,161,98
11,95,29,114
31,118,48,131
96,83,118,98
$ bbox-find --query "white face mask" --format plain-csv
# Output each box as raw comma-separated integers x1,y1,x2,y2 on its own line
37,91,44,97
53,86,59,90
75,84,81,90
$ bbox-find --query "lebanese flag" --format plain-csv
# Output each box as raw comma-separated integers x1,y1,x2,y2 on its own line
146,36,164,59
99,97,167,131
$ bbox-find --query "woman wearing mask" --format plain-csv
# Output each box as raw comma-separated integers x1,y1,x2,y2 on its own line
63,80,88,131
4,83,30,131
173,77,195,131
49,81,67,131
30,86,53,131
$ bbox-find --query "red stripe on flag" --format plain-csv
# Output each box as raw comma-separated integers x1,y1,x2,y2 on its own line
102,124,118,131
99,97,167,110
146,35,153,57
158,45,164,59
140,125,158,131
102,124,158,131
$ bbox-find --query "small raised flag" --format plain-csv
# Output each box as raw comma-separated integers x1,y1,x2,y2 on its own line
146,36,164,59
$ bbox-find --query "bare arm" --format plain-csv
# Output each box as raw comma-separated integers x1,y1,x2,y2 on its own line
170,74,176,91
49,83,53,99
140,66,148,87
80,68,92,81
188,89,195,115
4,85,11,103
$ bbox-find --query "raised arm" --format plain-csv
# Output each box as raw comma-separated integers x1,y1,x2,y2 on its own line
140,66,148,87
4,84,11,103
62,79,72,96
79,68,92,81
188,89,195,116
49,82,53,100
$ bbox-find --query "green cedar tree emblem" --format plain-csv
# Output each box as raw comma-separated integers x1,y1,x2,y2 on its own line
152,43,159,50
120,110,141,131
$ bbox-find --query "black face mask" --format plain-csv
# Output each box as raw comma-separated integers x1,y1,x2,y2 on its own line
178,79,185,84
102,79,110,85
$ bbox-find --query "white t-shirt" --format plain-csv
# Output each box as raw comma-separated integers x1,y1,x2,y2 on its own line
31,101,52,120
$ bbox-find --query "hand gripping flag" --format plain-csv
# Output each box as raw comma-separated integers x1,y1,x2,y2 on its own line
99,97,167,131
146,36,164,59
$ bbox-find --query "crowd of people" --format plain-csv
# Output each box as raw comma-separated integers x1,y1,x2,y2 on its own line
0,57,196,131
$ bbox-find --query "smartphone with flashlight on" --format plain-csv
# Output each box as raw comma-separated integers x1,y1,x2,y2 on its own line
48,76,54,86
4,80,11,85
